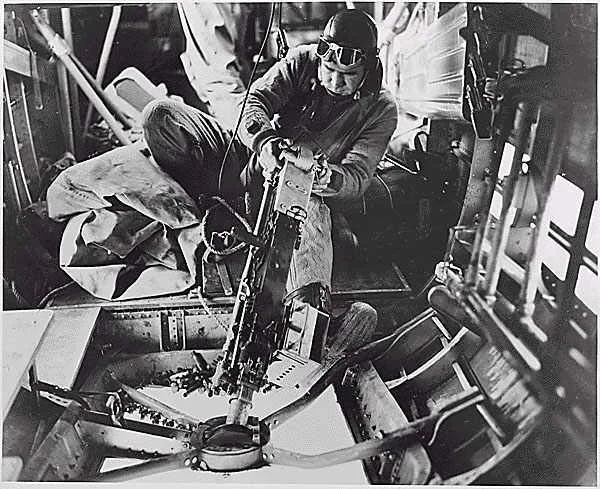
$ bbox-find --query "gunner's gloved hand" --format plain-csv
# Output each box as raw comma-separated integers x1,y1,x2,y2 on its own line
260,139,333,192
279,142,315,172
258,137,285,178
312,154,332,191
280,143,332,191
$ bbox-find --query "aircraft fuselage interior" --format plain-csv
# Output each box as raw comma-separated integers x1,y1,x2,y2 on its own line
2,2,597,485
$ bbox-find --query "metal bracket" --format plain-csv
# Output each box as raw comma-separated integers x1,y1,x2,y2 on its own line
274,162,313,221
160,311,186,351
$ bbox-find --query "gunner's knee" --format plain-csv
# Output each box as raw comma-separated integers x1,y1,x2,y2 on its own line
141,98,181,131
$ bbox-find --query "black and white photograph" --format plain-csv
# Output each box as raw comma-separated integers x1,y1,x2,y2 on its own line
2,2,597,485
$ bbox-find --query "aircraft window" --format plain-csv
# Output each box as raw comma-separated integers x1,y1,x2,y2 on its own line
497,144,530,183
574,265,598,315
585,201,598,256
569,347,593,371
490,190,503,219
541,233,570,281
524,3,552,19
569,319,588,341
492,143,529,220
498,143,516,180
571,405,590,427
548,175,584,236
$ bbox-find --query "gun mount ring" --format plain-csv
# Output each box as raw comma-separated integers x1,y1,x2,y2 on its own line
190,416,271,472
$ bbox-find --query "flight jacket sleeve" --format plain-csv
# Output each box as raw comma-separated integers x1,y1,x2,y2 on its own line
238,46,313,154
325,93,398,201
238,46,398,202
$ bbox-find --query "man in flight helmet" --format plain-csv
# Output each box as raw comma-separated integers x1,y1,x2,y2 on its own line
142,8,398,358
318,8,382,97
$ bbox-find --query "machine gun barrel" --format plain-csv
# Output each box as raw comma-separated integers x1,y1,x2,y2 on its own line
213,162,315,425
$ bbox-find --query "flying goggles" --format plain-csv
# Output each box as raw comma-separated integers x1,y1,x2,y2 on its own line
316,37,368,68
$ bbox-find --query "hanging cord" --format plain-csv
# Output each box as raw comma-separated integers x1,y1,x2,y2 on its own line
3,276,30,308
275,2,289,59
217,3,278,192
37,280,77,308
200,196,253,258
375,173,395,211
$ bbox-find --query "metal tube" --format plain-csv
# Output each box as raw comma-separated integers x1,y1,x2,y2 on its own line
56,62,75,154
97,6,122,86
7,161,23,211
30,10,131,145
69,53,131,129
484,101,536,302
83,6,122,137
464,101,518,288
17,79,41,183
268,389,483,468
227,384,255,425
61,7,81,153
15,156,33,205
89,450,196,482
464,203,489,287
111,374,200,427
60,8,74,53
374,2,384,23
464,145,500,286
60,53,131,145
518,101,569,318
4,74,33,205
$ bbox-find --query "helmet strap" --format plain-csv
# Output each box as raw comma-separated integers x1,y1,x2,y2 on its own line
352,60,372,100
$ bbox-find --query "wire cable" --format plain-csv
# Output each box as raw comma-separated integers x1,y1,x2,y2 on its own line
217,3,278,192
278,2,283,27
37,280,77,309
375,173,394,211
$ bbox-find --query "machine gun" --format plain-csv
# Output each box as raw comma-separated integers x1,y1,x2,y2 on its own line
211,154,319,426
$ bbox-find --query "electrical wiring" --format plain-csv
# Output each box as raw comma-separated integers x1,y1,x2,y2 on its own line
217,3,278,193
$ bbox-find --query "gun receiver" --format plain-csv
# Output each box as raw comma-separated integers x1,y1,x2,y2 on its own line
212,161,315,425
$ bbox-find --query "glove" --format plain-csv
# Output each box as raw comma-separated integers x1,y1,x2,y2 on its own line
258,137,285,177
279,142,315,172
313,154,332,191
283,143,333,193
262,140,332,192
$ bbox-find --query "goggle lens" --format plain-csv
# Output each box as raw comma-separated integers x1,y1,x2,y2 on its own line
317,38,366,67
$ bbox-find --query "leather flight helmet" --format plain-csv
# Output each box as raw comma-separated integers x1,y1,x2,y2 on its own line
322,9,378,55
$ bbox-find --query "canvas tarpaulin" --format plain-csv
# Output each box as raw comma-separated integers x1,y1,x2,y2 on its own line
47,143,204,300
